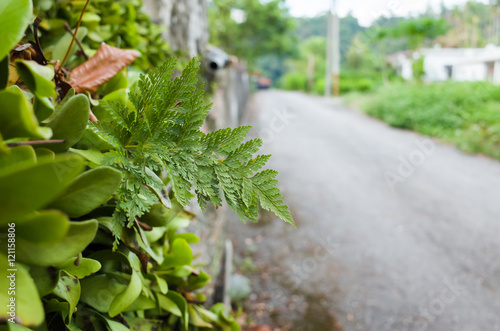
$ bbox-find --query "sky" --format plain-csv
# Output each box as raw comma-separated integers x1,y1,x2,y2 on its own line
286,0,490,26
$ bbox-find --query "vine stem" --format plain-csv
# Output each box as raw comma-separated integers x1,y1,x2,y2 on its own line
57,0,90,74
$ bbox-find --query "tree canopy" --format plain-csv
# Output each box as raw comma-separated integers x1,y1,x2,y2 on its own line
208,0,297,63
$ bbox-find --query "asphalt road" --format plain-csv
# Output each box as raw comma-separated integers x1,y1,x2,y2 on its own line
228,90,500,331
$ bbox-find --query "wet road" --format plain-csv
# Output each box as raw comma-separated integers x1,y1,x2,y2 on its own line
228,90,500,331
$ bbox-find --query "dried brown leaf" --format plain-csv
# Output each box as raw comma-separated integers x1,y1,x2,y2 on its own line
68,43,139,93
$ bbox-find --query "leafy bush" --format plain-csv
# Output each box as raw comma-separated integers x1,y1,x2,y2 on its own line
354,81,500,159
0,1,294,330
280,72,308,91
32,0,171,70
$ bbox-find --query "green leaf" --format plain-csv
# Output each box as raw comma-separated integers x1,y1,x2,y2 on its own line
157,294,182,317
92,89,127,123
69,148,105,165
52,270,81,323
102,316,130,331
0,154,84,224
123,317,163,331
80,274,127,313
49,166,122,217
29,266,59,297
15,60,56,98
139,203,171,227
16,210,70,243
108,268,142,317
187,270,210,291
0,54,9,90
97,71,128,96
47,94,90,150
188,305,213,327
0,254,44,327
165,291,188,330
0,0,32,61
122,294,156,312
34,147,55,159
55,257,102,279
0,145,36,170
33,96,55,122
0,85,52,140
175,233,200,244
0,322,34,330
75,128,114,151
160,238,193,269
153,273,168,294
16,219,98,266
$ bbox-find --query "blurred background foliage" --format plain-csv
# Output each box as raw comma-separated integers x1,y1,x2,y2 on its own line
32,0,172,70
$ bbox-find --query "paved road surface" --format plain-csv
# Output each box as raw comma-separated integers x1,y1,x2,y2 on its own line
228,90,500,331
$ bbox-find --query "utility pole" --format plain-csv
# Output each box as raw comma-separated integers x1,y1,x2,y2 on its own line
325,0,340,97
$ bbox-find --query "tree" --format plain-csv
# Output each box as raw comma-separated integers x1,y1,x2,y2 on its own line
208,0,297,63
378,17,450,50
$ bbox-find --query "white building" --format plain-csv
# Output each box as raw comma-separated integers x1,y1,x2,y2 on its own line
387,45,500,83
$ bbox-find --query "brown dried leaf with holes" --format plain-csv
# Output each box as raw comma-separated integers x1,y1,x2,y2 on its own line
68,43,140,93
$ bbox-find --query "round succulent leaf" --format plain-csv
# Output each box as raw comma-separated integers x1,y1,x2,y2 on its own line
160,238,193,269
49,88,75,121
175,233,200,244
80,274,127,313
69,148,105,166
188,305,213,328
55,257,102,279
2,322,34,330
121,294,157,312
0,254,44,327
153,273,168,295
0,85,52,140
101,317,130,331
75,128,114,151
187,270,210,291
47,94,90,150
48,166,122,217
0,0,32,61
157,294,182,317
52,270,81,324
15,60,56,98
15,210,70,243
16,219,98,266
97,71,128,96
0,154,84,225
29,266,59,297
33,96,55,122
123,317,163,331
108,268,142,317
165,291,188,330
91,89,127,123
0,145,36,170
34,147,55,160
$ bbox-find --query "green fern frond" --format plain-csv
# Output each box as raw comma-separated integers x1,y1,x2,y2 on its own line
91,56,295,244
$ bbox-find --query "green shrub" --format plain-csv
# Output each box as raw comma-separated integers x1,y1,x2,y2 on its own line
313,77,325,95
281,72,308,91
32,0,172,70
355,81,500,159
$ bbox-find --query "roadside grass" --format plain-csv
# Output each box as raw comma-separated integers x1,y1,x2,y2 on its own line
344,82,500,160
